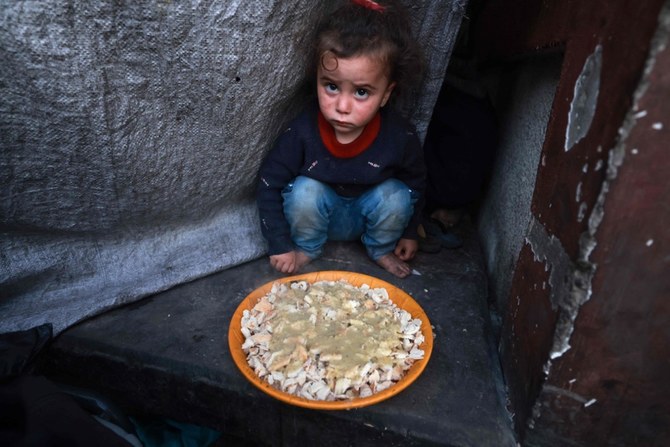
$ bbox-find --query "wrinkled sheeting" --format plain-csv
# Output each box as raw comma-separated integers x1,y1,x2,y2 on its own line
0,1,466,334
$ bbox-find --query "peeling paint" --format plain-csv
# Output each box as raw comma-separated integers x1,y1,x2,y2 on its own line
575,182,583,202
523,218,573,313
565,45,602,151
583,398,597,408
529,3,670,429
595,159,604,171
577,202,588,222
543,384,589,404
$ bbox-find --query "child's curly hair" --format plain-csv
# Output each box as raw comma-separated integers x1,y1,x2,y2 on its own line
309,0,425,100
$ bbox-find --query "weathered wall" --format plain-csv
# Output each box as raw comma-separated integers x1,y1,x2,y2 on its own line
0,1,467,335
474,0,669,444
477,54,561,315
525,9,670,442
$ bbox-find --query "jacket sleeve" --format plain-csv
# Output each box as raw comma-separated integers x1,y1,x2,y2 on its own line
256,126,304,255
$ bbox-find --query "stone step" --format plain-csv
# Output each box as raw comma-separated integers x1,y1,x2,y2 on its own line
41,225,516,446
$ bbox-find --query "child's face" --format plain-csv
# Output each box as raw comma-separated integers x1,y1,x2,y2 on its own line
317,54,396,144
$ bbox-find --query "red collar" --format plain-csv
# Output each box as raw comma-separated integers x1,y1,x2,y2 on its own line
318,111,381,158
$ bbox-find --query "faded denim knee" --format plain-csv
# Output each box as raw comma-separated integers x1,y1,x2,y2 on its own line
282,176,336,258
359,179,417,260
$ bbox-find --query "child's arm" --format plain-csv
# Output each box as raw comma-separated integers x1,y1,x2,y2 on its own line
257,123,305,257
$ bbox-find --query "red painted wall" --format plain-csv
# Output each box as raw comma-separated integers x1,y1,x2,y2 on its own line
527,26,670,445
474,0,669,444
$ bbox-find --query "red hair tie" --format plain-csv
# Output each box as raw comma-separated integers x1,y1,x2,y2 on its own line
352,0,385,12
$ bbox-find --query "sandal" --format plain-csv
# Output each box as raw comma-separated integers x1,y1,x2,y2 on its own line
417,223,441,253
424,218,463,249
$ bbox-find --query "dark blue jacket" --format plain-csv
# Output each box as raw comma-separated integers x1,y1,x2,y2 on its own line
257,101,425,256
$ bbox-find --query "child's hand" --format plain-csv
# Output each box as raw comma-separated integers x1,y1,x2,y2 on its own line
270,250,312,274
270,252,298,273
394,238,418,261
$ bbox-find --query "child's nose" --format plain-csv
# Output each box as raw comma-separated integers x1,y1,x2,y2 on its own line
336,95,352,114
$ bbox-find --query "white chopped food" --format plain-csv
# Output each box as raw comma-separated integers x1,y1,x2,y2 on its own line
241,279,425,401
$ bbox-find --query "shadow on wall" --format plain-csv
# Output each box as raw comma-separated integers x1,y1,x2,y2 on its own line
477,53,563,317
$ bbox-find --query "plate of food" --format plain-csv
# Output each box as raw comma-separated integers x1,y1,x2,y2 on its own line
228,271,433,410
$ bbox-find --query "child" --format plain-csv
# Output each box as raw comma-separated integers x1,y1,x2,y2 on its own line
256,0,426,278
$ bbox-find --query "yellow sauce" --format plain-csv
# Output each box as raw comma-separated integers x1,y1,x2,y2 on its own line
267,282,403,379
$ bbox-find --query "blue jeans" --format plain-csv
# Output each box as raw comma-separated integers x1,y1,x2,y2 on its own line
282,176,418,261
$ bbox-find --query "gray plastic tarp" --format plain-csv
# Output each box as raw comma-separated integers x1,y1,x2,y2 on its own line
0,0,466,334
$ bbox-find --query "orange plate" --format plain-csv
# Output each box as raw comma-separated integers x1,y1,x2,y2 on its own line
228,270,433,410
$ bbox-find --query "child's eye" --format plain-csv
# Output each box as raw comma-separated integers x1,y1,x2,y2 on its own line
354,88,369,99
325,83,338,93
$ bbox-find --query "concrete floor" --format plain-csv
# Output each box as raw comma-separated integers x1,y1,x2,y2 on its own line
42,222,516,446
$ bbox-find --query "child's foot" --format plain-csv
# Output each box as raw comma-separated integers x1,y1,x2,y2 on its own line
376,253,411,278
